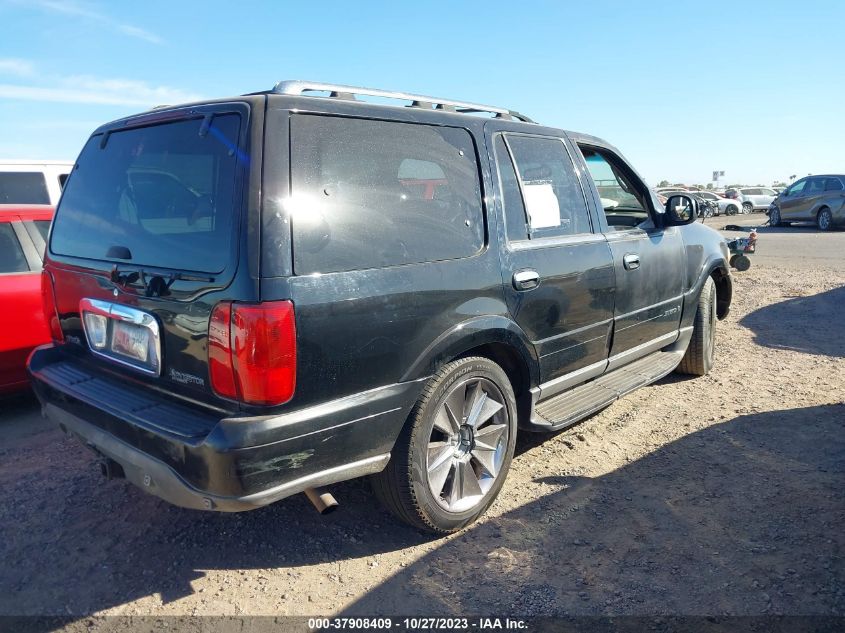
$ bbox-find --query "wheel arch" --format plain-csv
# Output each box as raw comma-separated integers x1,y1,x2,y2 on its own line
400,316,539,427
683,258,731,327
711,265,732,319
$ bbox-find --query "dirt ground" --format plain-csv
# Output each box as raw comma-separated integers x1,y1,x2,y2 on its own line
1,253,843,620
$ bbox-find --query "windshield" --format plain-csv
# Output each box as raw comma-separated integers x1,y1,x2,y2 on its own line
51,114,242,274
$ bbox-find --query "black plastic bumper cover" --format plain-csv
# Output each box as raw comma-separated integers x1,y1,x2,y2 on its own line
28,345,423,511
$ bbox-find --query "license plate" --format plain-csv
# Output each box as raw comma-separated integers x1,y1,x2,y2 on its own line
111,320,150,363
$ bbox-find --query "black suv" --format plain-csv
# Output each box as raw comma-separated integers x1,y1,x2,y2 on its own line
28,81,732,533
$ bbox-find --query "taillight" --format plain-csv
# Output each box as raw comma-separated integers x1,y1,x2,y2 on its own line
40,270,64,343
208,301,296,406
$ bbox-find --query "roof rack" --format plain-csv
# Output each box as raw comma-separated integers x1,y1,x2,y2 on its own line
272,80,534,123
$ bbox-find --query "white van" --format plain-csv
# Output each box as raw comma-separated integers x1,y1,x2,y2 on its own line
0,161,74,205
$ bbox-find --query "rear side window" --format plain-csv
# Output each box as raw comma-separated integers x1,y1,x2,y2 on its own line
0,172,50,204
0,224,29,273
51,114,242,274
506,135,591,237
825,178,843,191
290,115,483,274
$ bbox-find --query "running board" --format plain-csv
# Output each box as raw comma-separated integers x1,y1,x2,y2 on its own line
528,349,685,432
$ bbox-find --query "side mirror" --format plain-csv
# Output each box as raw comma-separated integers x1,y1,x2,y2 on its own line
664,194,698,225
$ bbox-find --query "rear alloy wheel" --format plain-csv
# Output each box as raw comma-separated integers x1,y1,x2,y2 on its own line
726,204,738,216
742,202,753,214
817,207,833,231
769,206,782,227
371,357,517,533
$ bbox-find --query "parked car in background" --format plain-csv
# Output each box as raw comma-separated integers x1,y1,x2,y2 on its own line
0,161,72,205
0,205,53,394
768,175,845,231
738,187,777,213
724,188,741,200
662,190,718,217
694,190,740,216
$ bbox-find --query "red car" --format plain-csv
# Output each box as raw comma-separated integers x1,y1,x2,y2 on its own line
0,204,53,394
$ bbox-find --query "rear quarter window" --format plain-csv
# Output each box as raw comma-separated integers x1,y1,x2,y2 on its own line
0,172,50,204
289,115,484,274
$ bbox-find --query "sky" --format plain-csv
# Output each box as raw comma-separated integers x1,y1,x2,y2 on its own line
0,0,842,187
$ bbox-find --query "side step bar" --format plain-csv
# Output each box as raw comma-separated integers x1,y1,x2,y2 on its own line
527,349,685,432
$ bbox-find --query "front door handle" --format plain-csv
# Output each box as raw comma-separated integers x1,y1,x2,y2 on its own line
623,253,640,270
513,270,540,291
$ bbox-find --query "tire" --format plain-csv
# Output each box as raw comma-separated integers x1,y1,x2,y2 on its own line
729,254,738,267
769,206,782,227
726,204,738,216
734,255,751,271
676,276,717,376
817,207,832,232
371,356,518,534
742,202,753,214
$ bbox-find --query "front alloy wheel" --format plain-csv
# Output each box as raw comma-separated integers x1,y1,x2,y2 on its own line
769,206,782,227
742,202,753,214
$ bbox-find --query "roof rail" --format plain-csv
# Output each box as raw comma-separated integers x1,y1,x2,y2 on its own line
272,80,534,123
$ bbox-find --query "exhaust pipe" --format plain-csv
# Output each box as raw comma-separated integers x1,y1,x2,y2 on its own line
99,458,125,481
304,487,338,514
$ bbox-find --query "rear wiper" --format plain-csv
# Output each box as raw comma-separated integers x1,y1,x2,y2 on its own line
141,270,216,298
109,265,215,297
110,264,140,287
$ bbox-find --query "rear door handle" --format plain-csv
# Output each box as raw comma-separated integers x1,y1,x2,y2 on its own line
513,270,540,291
623,253,640,270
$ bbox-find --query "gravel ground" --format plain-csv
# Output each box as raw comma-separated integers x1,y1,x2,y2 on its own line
0,262,843,621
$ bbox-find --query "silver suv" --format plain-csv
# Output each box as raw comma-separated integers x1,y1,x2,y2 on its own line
739,187,777,213
768,175,845,231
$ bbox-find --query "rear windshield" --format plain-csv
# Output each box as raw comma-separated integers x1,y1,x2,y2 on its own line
51,114,242,273
0,172,50,204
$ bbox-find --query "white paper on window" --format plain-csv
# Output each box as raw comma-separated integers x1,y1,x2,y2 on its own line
523,182,560,229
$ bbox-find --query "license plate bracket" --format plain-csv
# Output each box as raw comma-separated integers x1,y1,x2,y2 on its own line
80,298,162,375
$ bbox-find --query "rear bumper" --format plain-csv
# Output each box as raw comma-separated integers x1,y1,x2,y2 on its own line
28,344,423,511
